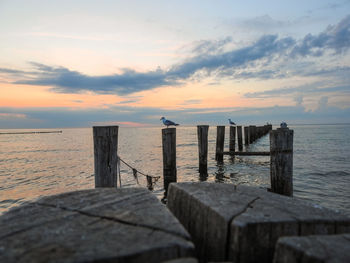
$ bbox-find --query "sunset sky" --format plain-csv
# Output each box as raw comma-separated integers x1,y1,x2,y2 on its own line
1,0,350,128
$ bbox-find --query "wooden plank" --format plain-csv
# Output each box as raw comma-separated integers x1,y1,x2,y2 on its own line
270,127,294,196
223,151,270,156
237,126,243,151
229,126,236,153
215,126,225,162
0,188,195,263
167,182,350,263
162,128,177,197
197,125,209,174
244,126,249,145
93,126,119,187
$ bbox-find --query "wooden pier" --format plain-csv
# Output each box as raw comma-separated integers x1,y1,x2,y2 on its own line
1,123,350,262
93,123,289,197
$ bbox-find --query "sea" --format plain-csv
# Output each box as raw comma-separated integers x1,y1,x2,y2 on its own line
0,124,349,216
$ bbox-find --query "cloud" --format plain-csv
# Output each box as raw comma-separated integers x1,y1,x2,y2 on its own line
189,37,233,55
1,16,350,95
291,15,350,56
168,35,295,79
244,83,350,98
13,62,173,95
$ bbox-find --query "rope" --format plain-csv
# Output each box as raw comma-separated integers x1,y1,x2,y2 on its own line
117,156,161,191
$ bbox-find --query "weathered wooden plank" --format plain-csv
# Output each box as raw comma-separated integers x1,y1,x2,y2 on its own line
229,126,236,153
237,126,243,151
197,125,209,174
270,127,294,196
223,151,270,156
251,125,257,142
215,126,225,162
244,126,249,145
167,182,350,263
0,188,195,263
273,234,350,263
162,128,177,197
93,126,119,187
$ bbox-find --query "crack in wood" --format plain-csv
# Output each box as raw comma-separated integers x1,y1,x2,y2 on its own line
224,196,260,260
36,202,191,242
0,220,54,240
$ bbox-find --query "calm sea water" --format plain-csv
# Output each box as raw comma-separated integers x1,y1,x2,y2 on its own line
0,124,349,215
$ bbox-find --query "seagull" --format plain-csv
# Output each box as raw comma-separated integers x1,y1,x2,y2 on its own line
280,121,288,128
228,119,236,125
160,117,179,128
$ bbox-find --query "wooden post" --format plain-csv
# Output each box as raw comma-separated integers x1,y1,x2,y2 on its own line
270,127,294,196
244,126,249,145
237,126,243,151
229,126,236,153
93,126,119,187
162,128,177,197
249,126,254,143
257,126,261,139
197,125,209,174
215,126,225,162
252,125,257,142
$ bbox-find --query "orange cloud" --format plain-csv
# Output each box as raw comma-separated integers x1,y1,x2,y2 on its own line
0,83,123,108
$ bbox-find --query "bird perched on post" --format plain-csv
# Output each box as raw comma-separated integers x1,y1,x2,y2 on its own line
280,121,288,128
228,119,236,125
160,117,179,128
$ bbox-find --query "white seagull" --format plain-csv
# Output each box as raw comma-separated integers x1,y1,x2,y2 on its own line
160,117,179,128
228,119,236,125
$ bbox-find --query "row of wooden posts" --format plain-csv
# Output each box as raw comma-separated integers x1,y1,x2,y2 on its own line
93,124,293,200
195,125,272,178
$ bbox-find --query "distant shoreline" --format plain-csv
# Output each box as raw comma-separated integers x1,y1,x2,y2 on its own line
0,131,62,135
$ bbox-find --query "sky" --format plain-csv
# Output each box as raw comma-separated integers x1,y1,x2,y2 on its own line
0,0,350,128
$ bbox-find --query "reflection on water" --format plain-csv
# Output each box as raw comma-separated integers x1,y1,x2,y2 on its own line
0,125,350,216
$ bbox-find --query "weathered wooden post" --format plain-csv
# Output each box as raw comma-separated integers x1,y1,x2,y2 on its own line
197,125,209,174
237,126,243,151
268,124,273,131
249,125,254,143
252,125,257,142
257,126,261,139
270,125,294,196
162,128,177,198
229,126,236,153
244,126,249,145
215,126,225,162
93,126,119,187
